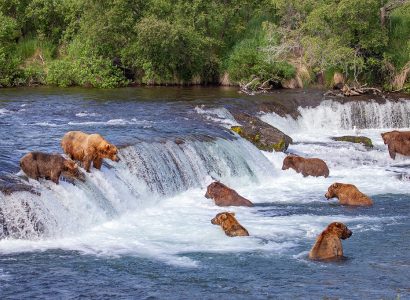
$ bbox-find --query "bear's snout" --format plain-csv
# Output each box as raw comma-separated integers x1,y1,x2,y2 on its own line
281,164,287,170
325,192,331,199
113,155,120,162
211,218,217,225
342,229,352,239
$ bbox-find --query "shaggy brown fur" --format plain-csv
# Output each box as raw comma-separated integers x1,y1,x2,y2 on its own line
282,155,329,178
205,182,254,207
211,212,249,237
381,130,410,159
325,183,373,206
61,131,119,172
309,222,352,260
20,152,78,184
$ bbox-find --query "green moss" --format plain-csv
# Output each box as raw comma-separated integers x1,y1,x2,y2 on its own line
332,136,373,148
231,126,288,152
231,126,243,135
272,138,286,151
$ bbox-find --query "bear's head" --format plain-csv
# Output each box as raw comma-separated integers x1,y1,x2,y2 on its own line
381,131,398,145
327,222,352,240
98,143,120,162
325,183,342,199
281,155,301,170
205,182,224,199
211,212,235,226
63,159,79,176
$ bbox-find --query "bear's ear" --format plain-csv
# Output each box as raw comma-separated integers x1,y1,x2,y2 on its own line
105,144,111,150
220,213,227,220
332,183,339,189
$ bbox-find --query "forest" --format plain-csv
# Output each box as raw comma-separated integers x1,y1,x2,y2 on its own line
0,0,409,91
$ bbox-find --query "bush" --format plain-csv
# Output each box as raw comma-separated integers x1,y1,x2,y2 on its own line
226,37,295,83
46,57,127,88
129,16,206,84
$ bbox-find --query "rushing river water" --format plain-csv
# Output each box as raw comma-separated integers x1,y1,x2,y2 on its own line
0,87,409,299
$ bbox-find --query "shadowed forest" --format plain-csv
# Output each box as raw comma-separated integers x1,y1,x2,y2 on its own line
0,0,409,91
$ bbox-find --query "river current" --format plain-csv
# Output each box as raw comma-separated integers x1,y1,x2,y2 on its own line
0,87,409,299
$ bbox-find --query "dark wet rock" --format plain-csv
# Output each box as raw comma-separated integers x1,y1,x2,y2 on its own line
231,112,292,152
205,182,254,207
0,174,39,196
175,138,185,145
257,101,300,119
331,136,373,148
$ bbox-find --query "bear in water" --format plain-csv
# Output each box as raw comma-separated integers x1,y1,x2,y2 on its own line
282,155,329,178
325,182,373,206
381,130,410,159
61,131,119,172
20,152,78,184
205,182,254,207
211,212,249,237
309,222,352,260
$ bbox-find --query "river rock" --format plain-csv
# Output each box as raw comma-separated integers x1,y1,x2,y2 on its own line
331,136,373,148
205,182,254,207
0,174,39,196
231,112,292,152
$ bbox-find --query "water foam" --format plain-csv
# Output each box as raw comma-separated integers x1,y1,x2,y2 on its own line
68,118,152,127
75,112,100,117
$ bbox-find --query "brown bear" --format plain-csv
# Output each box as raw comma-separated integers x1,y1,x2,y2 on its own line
309,222,352,260
325,183,373,206
381,130,410,159
282,155,329,178
211,212,249,237
20,152,79,184
205,182,254,207
61,131,119,172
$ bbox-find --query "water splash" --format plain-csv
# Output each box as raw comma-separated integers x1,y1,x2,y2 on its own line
0,137,274,240
260,100,410,136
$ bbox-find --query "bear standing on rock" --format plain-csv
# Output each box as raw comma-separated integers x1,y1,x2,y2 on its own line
325,183,373,206
20,152,79,184
309,222,352,260
61,131,119,172
282,155,329,178
381,130,410,159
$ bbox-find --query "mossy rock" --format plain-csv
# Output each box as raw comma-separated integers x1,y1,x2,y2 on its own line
230,113,292,152
331,136,373,148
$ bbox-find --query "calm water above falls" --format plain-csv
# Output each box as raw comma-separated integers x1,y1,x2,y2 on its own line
0,87,409,299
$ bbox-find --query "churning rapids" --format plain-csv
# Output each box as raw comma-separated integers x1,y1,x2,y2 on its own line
0,87,409,299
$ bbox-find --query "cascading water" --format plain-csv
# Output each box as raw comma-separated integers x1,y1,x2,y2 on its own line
0,137,274,240
260,99,410,136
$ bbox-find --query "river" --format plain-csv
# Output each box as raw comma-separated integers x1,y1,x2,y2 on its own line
0,87,409,299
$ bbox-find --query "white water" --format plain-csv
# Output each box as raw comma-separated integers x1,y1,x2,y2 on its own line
1,100,409,266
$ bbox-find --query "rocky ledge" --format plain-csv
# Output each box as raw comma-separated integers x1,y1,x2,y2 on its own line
231,112,293,152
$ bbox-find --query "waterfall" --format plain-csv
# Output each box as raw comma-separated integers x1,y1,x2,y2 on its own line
260,99,410,136
0,137,274,240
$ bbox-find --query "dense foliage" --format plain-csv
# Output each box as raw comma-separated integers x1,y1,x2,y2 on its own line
0,0,409,89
